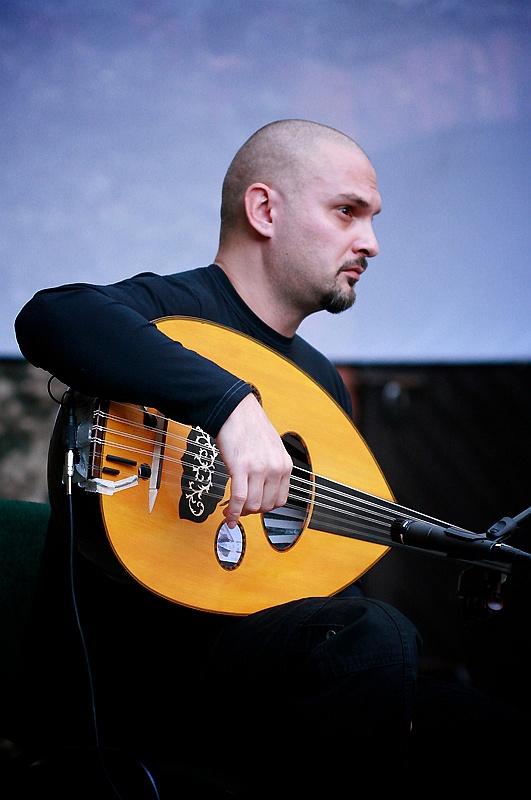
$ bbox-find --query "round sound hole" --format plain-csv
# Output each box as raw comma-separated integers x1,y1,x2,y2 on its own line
263,432,312,552
215,522,245,569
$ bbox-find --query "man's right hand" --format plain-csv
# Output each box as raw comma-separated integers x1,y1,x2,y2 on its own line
215,393,293,529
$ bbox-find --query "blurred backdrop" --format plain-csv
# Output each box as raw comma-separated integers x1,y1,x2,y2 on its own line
1,0,530,362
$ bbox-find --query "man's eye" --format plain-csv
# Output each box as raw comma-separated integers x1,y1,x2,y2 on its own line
339,206,352,216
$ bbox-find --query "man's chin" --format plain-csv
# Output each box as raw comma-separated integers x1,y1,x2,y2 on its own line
321,290,355,314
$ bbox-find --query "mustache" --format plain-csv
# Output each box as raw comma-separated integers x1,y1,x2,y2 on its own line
339,257,368,273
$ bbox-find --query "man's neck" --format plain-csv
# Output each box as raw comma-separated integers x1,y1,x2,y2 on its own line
213,257,302,338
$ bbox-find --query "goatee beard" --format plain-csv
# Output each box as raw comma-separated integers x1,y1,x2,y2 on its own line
320,257,366,314
320,288,355,315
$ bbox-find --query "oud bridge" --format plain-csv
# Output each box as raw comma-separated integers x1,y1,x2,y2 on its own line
70,399,166,502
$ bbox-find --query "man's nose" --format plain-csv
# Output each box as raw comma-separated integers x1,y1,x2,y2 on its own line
353,224,379,258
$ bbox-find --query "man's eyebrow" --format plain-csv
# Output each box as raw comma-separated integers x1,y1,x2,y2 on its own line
338,193,381,214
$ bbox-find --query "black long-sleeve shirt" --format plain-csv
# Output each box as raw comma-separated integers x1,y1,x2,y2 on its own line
15,264,352,436
16,264,353,580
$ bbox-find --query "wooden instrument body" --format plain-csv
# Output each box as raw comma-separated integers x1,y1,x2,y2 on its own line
59,317,393,615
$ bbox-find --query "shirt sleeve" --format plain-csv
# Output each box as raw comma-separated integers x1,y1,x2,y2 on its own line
14,276,252,437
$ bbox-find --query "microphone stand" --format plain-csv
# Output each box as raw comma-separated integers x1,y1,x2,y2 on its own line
456,505,531,619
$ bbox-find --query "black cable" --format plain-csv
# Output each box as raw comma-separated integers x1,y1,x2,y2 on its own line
62,390,161,800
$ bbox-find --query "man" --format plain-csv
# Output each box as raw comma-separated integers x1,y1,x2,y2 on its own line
14,120,529,797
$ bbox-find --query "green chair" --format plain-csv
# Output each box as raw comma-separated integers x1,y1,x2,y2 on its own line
0,499,50,796
0,499,50,740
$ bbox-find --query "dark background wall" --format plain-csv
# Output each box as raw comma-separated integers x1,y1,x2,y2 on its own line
353,361,531,713
3,358,529,712
0,360,65,503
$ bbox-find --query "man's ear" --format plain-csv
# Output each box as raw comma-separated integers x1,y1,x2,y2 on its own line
244,183,278,239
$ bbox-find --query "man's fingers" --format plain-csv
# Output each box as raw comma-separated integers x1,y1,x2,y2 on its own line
216,393,293,528
223,474,248,529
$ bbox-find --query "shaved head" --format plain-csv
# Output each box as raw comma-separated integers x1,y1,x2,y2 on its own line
219,119,368,242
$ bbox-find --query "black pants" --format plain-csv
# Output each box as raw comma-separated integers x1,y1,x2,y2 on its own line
23,522,531,798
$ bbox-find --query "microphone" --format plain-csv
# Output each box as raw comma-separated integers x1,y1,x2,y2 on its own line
390,519,531,566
